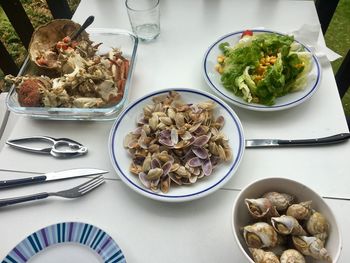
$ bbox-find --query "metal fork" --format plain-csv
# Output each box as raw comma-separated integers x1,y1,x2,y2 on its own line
0,176,105,207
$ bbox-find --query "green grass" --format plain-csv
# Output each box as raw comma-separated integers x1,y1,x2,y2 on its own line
0,0,80,90
325,0,350,116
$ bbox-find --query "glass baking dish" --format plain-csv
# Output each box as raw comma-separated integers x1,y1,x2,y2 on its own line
6,28,138,121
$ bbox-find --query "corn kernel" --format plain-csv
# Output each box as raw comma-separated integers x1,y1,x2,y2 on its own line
269,58,276,64
217,56,224,63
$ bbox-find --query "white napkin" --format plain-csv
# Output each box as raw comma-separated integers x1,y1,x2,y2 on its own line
290,24,342,63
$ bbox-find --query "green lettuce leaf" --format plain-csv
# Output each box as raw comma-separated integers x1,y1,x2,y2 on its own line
218,33,312,105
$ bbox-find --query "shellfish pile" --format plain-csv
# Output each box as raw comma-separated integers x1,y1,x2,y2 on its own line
123,91,232,193
242,192,332,263
5,19,129,108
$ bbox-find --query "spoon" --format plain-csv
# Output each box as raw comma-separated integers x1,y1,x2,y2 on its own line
70,15,95,40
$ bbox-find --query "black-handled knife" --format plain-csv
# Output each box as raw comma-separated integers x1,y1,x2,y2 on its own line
245,133,350,148
0,168,108,189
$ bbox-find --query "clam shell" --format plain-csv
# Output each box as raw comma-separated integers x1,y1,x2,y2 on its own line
170,128,179,145
160,175,171,193
202,159,213,176
169,173,182,185
167,107,176,120
280,249,305,263
160,116,173,125
146,168,163,180
175,166,189,177
249,248,280,263
193,135,211,147
143,104,155,117
175,113,185,128
151,158,162,169
139,172,151,189
162,161,173,175
243,222,278,249
142,154,152,172
189,174,198,184
192,146,208,159
187,157,203,167
197,101,215,110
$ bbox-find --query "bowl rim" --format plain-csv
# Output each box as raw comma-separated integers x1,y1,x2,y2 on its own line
108,87,245,202
231,177,343,263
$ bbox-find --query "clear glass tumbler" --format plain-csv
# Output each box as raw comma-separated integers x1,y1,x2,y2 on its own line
125,0,160,41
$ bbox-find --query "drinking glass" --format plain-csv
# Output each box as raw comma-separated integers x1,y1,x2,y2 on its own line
125,0,160,41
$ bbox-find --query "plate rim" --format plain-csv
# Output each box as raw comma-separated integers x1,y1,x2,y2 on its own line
109,88,245,202
202,29,322,111
2,221,125,263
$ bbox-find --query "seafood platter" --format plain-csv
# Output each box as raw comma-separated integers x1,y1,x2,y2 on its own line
109,89,245,202
5,19,138,120
232,178,342,263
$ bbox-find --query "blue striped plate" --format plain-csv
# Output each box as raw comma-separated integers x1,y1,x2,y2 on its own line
2,222,126,263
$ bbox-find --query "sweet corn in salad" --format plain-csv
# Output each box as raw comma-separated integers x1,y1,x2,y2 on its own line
216,31,312,105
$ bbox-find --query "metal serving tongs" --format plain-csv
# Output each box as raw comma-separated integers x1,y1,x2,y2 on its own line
6,136,88,158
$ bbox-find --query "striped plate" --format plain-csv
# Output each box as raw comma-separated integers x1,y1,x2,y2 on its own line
3,222,126,263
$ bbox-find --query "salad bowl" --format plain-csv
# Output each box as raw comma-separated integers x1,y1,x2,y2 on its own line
203,29,321,111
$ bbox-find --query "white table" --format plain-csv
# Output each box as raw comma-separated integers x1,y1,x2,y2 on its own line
0,0,349,262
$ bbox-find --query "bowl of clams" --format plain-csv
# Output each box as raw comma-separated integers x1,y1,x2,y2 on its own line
232,177,342,263
109,88,245,202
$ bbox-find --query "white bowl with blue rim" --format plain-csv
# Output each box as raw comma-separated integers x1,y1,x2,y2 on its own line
109,88,245,202
203,29,321,111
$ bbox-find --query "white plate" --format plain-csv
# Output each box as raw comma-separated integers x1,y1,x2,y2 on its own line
3,222,125,263
203,29,321,111
109,88,245,202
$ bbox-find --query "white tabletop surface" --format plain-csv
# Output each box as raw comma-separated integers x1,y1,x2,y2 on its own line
0,0,349,197
0,0,349,262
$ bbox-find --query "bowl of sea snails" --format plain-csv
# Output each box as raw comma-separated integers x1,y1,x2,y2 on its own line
232,177,342,263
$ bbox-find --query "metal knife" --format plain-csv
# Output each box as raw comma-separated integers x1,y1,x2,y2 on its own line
245,133,350,148
0,168,108,189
